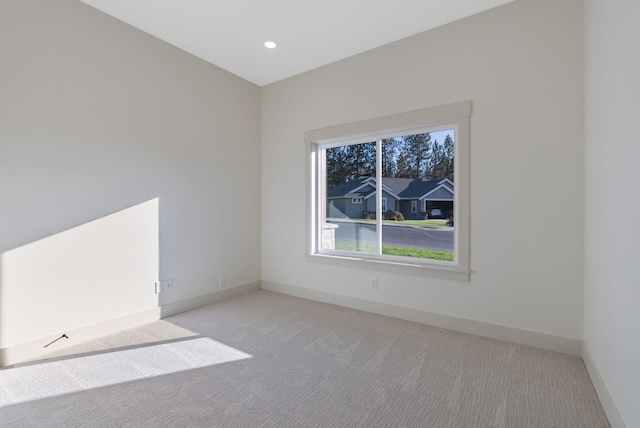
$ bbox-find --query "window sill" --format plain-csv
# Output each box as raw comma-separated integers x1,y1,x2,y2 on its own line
305,252,470,282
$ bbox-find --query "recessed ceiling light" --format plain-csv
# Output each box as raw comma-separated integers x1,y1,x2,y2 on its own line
264,41,277,49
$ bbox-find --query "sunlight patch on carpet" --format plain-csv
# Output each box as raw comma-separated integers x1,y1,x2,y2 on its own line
0,337,252,407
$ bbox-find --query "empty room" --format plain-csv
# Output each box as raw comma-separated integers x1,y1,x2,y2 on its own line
0,0,638,426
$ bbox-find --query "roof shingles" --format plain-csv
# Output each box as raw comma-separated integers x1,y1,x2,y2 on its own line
327,177,452,199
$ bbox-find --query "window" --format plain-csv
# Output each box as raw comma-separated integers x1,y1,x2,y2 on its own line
352,197,363,204
306,101,470,280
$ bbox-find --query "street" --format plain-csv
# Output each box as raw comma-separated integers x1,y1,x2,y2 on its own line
329,220,453,252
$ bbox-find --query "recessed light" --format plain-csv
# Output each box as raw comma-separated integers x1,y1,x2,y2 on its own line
264,41,277,49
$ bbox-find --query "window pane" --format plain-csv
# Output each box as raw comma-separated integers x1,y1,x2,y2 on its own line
323,142,377,253
381,131,454,261
320,131,455,262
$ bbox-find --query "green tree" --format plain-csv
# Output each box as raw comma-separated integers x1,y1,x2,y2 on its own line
429,140,445,179
381,138,398,177
443,134,454,181
427,135,454,180
346,142,375,178
325,146,350,188
395,151,412,178
325,142,376,187
399,133,431,179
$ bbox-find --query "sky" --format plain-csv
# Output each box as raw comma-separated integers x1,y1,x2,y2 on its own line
430,129,454,146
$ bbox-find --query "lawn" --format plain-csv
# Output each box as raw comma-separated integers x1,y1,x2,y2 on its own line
392,219,448,227
338,218,449,227
335,241,454,261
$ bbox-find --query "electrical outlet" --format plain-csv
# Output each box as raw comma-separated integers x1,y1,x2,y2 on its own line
370,277,378,289
219,276,227,288
164,279,174,291
155,281,163,294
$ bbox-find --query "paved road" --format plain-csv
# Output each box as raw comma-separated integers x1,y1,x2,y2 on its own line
329,220,453,252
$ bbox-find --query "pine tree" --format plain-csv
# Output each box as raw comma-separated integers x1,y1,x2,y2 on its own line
443,134,454,181
346,142,375,178
325,142,376,187
429,140,446,179
395,151,413,178
399,133,431,179
381,138,398,177
325,146,350,187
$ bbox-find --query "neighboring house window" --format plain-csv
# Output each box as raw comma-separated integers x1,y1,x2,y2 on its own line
352,197,363,204
306,101,470,280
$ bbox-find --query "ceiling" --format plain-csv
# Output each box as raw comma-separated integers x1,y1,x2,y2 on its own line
79,0,515,87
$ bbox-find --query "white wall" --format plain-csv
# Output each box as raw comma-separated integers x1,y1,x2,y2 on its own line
262,0,585,341
584,0,640,426
1,199,159,348
0,0,261,350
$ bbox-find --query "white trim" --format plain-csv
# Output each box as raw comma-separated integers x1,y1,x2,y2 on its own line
376,139,383,254
314,246,457,270
305,101,471,145
349,181,375,194
344,178,453,202
362,183,400,201
159,281,261,318
411,200,417,212
582,342,627,428
262,281,582,356
306,101,471,277
420,183,454,200
0,282,260,368
438,178,454,187
380,183,399,198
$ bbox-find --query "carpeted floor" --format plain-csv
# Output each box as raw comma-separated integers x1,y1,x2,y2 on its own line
0,290,609,427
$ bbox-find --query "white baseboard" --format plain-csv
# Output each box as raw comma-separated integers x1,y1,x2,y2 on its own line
158,281,261,318
581,342,626,428
0,281,260,368
261,280,582,356
0,308,160,368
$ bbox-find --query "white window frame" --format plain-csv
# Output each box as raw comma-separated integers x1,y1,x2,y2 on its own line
305,101,471,281
381,197,388,213
411,200,417,213
351,197,363,204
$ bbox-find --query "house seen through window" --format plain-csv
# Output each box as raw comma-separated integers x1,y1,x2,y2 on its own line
321,129,455,262
307,101,470,278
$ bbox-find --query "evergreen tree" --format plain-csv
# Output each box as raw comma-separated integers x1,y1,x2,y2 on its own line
443,134,454,181
381,138,398,177
399,133,431,179
346,142,375,178
325,132,453,186
429,140,446,179
325,146,350,188
325,142,376,187
427,135,454,180
395,151,413,178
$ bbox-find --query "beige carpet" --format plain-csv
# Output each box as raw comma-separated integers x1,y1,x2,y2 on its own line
0,290,609,427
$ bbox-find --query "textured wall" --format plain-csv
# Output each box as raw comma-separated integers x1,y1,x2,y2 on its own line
262,0,585,339
584,0,640,426
0,0,261,347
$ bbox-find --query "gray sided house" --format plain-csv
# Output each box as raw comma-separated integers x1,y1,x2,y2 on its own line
326,177,454,220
